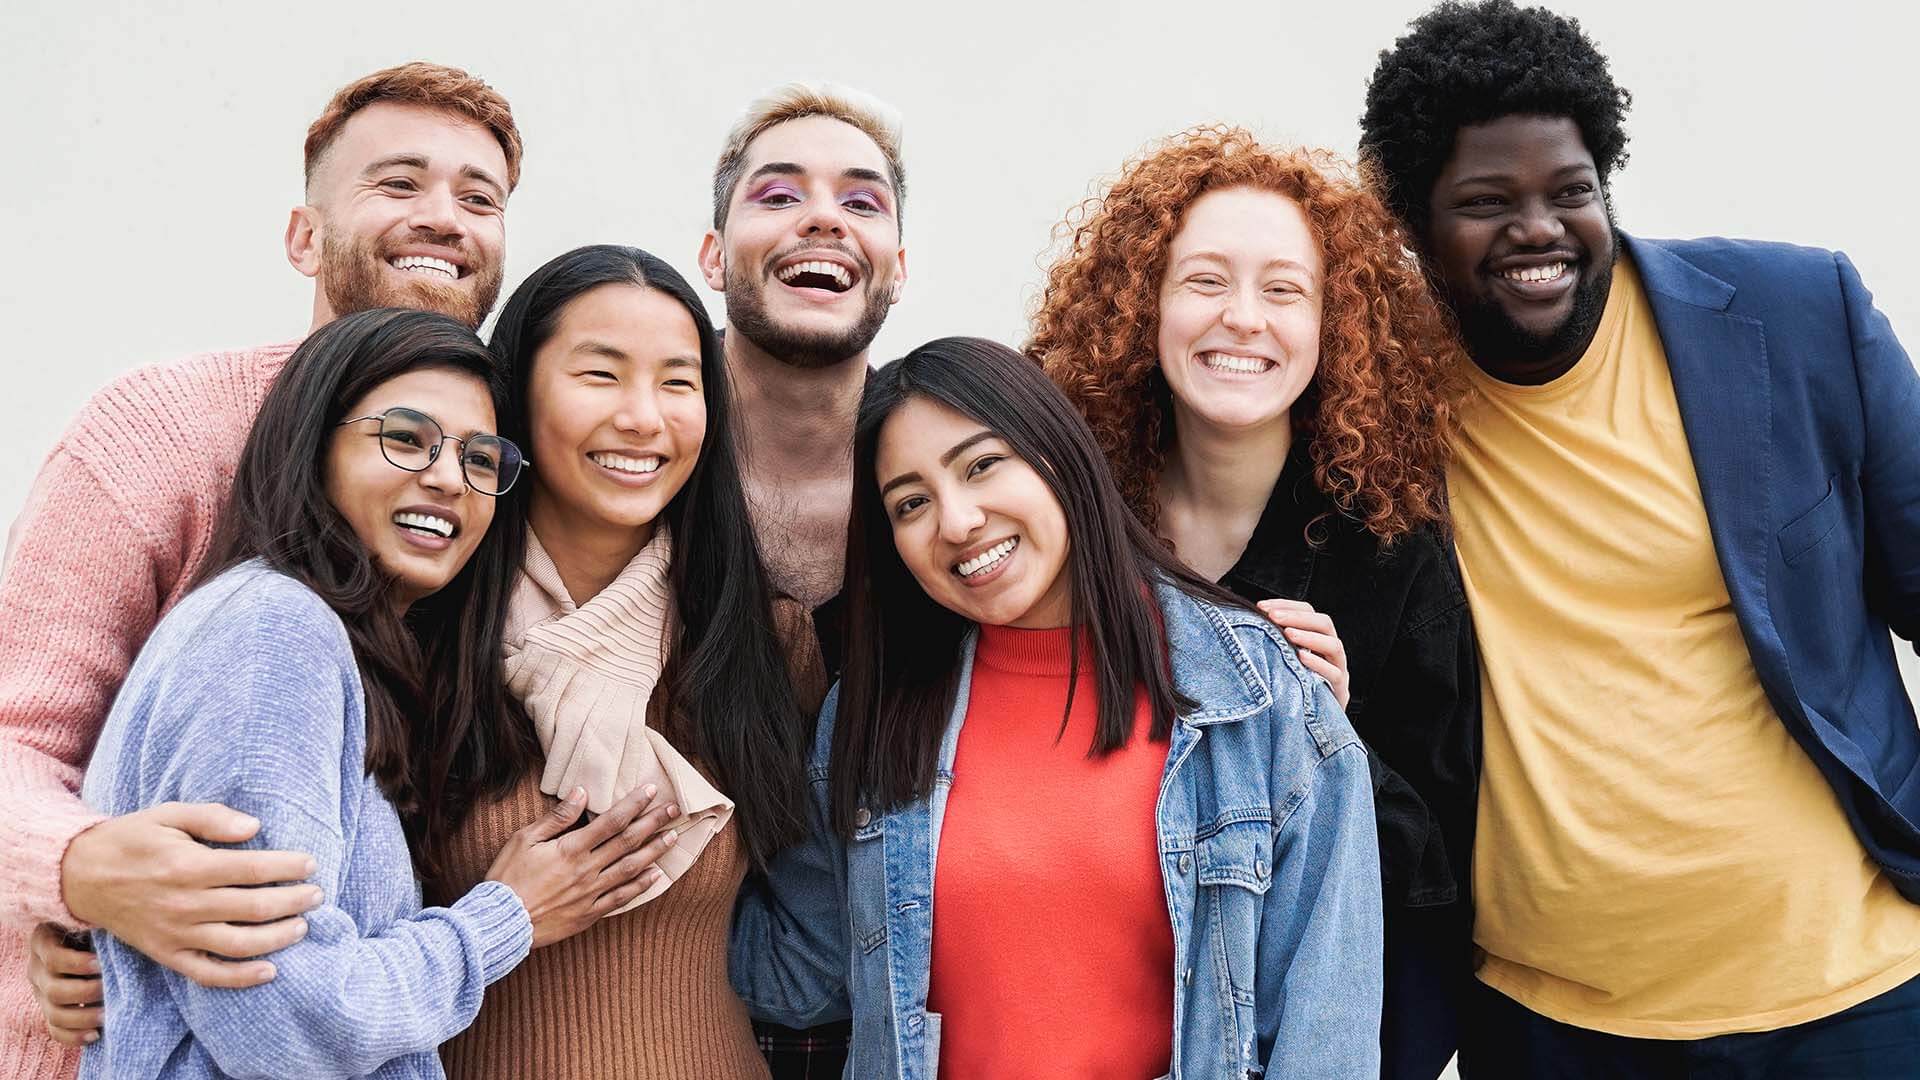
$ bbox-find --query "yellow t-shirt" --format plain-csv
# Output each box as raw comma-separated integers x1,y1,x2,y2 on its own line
1450,256,1920,1038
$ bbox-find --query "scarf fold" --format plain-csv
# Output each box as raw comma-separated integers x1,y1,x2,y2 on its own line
503,526,731,914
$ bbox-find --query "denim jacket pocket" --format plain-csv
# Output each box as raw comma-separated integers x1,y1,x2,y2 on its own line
850,814,889,955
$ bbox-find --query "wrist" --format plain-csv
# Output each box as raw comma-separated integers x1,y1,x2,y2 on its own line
57,819,110,930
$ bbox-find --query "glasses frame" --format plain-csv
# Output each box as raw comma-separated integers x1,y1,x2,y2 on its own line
336,407,528,496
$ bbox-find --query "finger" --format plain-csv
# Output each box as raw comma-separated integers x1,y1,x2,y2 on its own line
43,975,102,1008
595,802,683,863
1270,609,1336,634
185,847,321,893
188,916,310,960
593,868,662,915
599,828,679,887
1256,597,1312,612
148,801,264,845
517,787,589,845
1283,627,1344,659
164,950,277,990
187,883,324,926
568,785,659,853
38,940,101,979
1297,648,1340,684
45,1011,101,1047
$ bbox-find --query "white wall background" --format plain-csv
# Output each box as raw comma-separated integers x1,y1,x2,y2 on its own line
0,2,1915,1070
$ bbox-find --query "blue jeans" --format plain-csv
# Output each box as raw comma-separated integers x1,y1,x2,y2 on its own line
1459,973,1920,1079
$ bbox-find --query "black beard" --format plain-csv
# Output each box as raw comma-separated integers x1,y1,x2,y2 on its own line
1449,238,1617,378
319,230,500,331
724,262,890,370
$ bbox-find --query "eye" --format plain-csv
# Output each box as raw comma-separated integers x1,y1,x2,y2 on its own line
463,447,500,474
966,454,1002,479
580,369,617,382
842,191,884,215
382,428,426,448
664,376,700,391
1555,183,1596,205
461,192,500,210
892,494,928,519
1188,275,1227,290
378,177,419,194
754,184,801,208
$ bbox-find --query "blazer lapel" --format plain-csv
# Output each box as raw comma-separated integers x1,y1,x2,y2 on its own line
1626,235,1790,678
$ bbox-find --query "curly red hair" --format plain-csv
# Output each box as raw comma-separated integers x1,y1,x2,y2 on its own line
1029,126,1466,543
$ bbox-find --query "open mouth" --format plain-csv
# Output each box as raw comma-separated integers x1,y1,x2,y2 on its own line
1199,351,1274,375
390,255,463,281
589,451,664,476
775,259,855,294
954,537,1017,578
394,510,457,539
1498,262,1570,285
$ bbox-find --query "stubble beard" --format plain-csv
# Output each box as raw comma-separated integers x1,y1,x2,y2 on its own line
319,230,502,331
724,261,890,371
1449,235,1618,373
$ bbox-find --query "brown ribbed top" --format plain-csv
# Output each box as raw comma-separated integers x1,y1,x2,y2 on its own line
430,597,826,1079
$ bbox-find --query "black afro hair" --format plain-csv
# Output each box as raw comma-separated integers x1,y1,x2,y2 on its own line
1358,0,1632,239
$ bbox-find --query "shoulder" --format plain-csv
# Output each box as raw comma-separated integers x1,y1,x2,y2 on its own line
58,342,295,462
154,562,354,677
1632,235,1850,314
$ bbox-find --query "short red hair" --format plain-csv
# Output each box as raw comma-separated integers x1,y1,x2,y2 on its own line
304,62,523,192
1030,126,1466,543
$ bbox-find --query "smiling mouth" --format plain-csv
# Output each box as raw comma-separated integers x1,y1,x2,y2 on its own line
589,451,664,475
775,260,854,294
1199,352,1274,375
954,537,1017,578
1498,262,1571,285
394,511,457,539
390,255,462,280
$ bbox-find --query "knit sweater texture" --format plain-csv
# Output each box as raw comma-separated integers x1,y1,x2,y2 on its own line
0,342,295,1079
430,596,827,1080
79,561,532,1079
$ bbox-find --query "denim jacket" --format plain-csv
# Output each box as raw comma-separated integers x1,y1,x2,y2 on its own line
730,581,1383,1079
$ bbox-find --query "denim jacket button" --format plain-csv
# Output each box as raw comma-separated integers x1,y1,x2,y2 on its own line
855,807,871,829
1183,967,1193,986
1178,853,1193,874
1256,858,1269,879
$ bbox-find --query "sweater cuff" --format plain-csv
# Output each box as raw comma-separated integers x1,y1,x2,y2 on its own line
0,802,108,929
451,879,533,986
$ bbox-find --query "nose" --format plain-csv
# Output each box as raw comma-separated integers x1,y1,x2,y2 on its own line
795,192,848,239
1220,284,1263,335
418,439,467,495
613,385,665,437
1507,197,1567,249
936,494,986,545
407,183,464,238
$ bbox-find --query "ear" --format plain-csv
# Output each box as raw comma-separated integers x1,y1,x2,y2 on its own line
888,247,908,306
697,230,726,292
285,205,322,279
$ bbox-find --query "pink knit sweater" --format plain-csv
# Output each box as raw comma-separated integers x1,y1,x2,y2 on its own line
0,342,296,1079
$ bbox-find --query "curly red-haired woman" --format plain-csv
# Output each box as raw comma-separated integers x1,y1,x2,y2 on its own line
1030,126,1478,1080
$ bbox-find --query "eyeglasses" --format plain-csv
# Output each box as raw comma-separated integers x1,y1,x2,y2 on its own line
337,406,527,496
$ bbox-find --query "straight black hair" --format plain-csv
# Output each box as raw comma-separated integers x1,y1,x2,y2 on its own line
477,244,811,869
831,336,1243,833
197,308,519,876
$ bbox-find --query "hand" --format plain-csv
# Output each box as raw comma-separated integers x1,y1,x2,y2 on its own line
1258,598,1351,709
486,784,684,948
61,802,322,988
27,924,102,1047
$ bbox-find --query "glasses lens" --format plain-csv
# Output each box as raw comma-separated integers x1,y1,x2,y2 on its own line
379,408,442,471
463,435,524,495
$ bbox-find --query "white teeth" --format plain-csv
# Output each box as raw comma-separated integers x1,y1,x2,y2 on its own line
1501,263,1569,284
590,452,663,475
394,511,454,538
1201,352,1272,375
390,255,459,279
955,538,1017,577
775,260,852,289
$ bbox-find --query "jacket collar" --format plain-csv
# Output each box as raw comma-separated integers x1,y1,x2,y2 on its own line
1153,579,1271,726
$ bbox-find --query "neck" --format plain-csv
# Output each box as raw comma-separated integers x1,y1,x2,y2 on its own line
308,293,337,335
527,492,653,605
1471,344,1587,386
1160,408,1293,523
724,330,866,479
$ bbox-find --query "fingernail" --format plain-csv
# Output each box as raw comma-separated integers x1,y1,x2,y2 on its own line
257,963,276,982
302,858,317,876
644,784,658,799
305,886,324,906
570,787,586,803
666,804,679,818
83,1032,98,1044
293,919,309,940
663,832,678,846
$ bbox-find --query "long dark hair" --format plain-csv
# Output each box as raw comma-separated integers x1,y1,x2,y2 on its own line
475,244,811,869
197,308,519,875
831,336,1241,833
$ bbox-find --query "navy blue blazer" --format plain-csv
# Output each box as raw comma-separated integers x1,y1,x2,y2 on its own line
1628,234,1920,898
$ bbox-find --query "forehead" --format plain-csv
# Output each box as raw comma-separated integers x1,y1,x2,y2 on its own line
876,396,986,470
738,114,891,188
549,284,700,353
1171,186,1319,268
315,101,508,190
1441,114,1596,180
347,366,495,428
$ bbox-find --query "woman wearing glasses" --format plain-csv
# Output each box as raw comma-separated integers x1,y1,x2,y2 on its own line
422,246,815,1080
76,308,678,1079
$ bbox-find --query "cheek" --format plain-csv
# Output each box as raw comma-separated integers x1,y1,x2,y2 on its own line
890,520,944,589
668,398,709,457
530,386,592,465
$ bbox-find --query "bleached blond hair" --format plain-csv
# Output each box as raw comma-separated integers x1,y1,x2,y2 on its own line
711,81,906,231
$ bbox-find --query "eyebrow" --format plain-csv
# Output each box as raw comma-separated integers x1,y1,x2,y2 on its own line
572,340,630,361
745,161,894,196
1176,251,1315,276
360,154,505,199
877,430,1000,497
1449,163,1598,187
